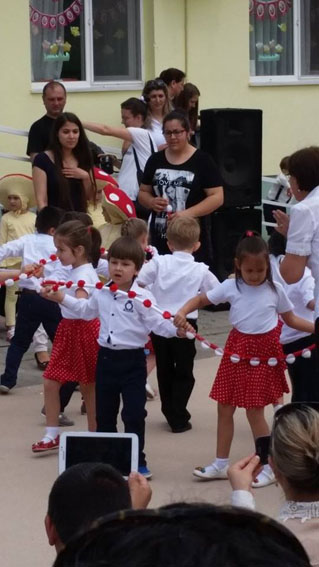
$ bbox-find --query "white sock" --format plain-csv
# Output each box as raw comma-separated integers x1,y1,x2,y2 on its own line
213,458,229,470
43,426,59,441
263,464,272,475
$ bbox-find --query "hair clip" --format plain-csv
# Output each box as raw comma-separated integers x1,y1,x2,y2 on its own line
87,226,92,234
246,230,254,237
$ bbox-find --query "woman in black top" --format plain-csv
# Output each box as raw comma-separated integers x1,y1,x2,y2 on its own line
138,111,223,257
32,112,96,212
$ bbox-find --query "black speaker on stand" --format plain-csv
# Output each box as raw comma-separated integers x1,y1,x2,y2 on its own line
200,108,263,283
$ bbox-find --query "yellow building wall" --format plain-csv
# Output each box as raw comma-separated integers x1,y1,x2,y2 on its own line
1,1,319,178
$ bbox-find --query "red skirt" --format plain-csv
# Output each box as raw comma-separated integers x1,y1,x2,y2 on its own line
210,326,289,409
43,318,100,384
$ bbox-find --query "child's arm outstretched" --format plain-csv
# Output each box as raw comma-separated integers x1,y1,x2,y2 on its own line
281,310,314,335
174,293,211,328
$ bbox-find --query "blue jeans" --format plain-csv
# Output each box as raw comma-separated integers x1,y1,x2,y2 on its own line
95,347,147,467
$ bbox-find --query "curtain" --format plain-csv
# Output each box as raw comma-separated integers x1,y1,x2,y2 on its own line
30,0,64,82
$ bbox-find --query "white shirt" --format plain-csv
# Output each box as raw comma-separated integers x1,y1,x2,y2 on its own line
137,251,219,318
267,173,291,204
147,117,166,148
0,233,65,292
270,255,314,344
96,258,109,279
117,127,157,201
206,279,293,334
61,263,99,320
61,280,177,349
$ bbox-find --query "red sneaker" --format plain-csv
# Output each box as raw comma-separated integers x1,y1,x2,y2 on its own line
32,435,59,453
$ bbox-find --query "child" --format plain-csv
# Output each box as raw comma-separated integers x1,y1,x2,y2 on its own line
174,231,314,487
45,236,189,478
32,221,102,452
138,217,219,432
0,206,65,394
263,156,291,235
0,174,36,340
268,231,319,403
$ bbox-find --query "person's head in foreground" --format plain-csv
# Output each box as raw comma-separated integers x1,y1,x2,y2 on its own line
45,462,131,553
288,146,319,201
52,503,310,567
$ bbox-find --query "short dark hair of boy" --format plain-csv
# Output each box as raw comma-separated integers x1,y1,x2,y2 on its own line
60,211,93,227
47,463,131,545
121,98,147,121
108,237,145,271
159,68,186,85
166,217,200,250
35,206,64,234
288,146,319,192
268,231,287,258
279,156,290,172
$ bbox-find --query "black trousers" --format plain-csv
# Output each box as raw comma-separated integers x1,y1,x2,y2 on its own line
283,334,319,402
151,320,198,430
95,347,147,467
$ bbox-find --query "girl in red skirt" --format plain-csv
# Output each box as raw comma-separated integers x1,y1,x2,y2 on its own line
32,220,101,453
174,231,314,487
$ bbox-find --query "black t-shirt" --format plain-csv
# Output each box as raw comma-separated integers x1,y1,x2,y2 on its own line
142,149,222,258
26,115,55,156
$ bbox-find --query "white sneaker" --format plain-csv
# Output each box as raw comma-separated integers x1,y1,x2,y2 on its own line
145,382,157,400
193,463,229,480
252,467,276,488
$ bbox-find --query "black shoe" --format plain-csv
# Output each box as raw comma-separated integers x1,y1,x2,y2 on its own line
171,422,192,433
34,353,49,370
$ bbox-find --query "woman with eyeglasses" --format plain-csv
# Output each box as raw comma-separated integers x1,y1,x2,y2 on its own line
138,110,224,260
228,404,319,566
142,79,172,149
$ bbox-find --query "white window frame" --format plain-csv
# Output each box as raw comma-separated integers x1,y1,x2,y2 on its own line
31,0,144,93
250,0,319,86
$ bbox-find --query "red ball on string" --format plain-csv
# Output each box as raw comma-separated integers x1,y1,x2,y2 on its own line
77,280,85,288
162,310,171,319
143,299,152,308
66,281,73,289
110,283,118,292
52,284,59,292
50,254,57,261
95,281,104,289
128,290,136,298
100,247,106,255
39,259,47,265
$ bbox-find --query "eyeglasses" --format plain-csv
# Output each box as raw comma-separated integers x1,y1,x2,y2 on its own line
163,129,186,138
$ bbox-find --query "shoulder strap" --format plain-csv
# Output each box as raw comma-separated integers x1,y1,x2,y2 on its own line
148,134,155,154
132,147,142,175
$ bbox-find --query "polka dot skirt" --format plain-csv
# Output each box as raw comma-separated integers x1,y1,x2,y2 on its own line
44,318,100,384
210,326,289,408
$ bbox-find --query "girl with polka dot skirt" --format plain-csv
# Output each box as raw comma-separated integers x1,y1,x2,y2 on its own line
174,231,314,488
32,220,101,453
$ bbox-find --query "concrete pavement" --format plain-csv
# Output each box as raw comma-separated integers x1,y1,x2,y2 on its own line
0,310,286,567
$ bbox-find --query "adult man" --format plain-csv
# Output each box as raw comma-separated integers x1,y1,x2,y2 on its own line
26,81,66,162
159,68,186,102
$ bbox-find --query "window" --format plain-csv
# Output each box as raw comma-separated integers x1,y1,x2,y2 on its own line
30,0,142,91
249,0,319,84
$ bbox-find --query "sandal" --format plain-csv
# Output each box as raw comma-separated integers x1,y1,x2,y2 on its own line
32,435,59,453
34,352,50,370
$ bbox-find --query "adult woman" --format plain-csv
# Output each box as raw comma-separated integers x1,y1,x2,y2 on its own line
228,403,319,566
32,112,96,212
273,147,319,317
175,82,201,137
138,111,223,259
142,79,171,149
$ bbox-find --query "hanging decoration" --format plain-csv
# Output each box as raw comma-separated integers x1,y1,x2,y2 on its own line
249,0,292,20
29,0,83,29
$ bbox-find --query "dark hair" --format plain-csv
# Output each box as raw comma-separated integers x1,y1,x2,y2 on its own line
142,80,171,128
268,231,287,258
53,504,310,567
159,68,186,85
48,463,131,545
235,231,275,291
279,155,289,172
107,237,145,271
49,112,96,211
288,146,319,192
35,206,64,234
175,83,200,132
121,98,147,121
163,110,191,133
42,80,66,97
55,220,101,268
60,211,93,227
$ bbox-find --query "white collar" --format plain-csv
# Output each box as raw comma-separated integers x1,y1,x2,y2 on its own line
172,251,194,261
279,501,319,523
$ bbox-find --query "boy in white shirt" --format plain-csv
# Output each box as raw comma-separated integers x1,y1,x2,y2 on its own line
44,236,190,479
137,217,220,433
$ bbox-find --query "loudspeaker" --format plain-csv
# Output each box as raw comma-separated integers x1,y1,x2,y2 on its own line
200,108,262,208
211,208,262,281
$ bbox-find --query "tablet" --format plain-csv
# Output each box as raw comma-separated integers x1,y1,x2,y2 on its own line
59,432,139,478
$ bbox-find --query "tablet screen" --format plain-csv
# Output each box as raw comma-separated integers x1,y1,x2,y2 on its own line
64,435,134,477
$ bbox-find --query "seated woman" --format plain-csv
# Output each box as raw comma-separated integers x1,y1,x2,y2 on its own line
228,403,319,567
32,112,96,212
